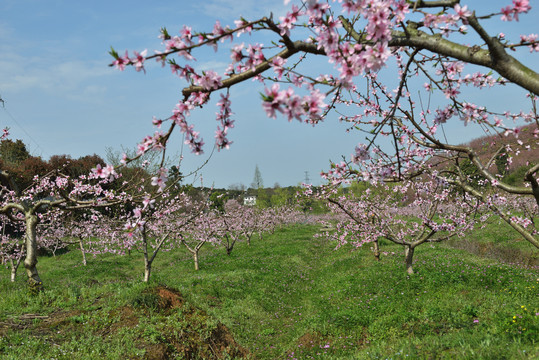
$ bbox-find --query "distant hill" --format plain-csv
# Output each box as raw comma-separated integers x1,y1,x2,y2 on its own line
426,123,538,188
463,123,538,174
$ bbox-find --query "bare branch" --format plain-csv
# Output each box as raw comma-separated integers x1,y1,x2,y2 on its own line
406,0,459,9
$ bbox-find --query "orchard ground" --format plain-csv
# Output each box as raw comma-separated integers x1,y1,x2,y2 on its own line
0,221,537,359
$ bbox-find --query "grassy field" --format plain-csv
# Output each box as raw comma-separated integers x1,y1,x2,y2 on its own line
0,224,537,359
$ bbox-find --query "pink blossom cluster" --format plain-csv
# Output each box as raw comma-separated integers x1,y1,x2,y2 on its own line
261,84,327,123
1,128,9,141
278,5,300,36
170,93,209,154
501,0,531,21
194,70,223,91
227,43,266,76
520,34,539,52
111,49,147,73
136,131,165,155
215,92,235,150
90,163,117,180
161,25,195,61
151,167,168,192
433,106,455,125
351,143,370,164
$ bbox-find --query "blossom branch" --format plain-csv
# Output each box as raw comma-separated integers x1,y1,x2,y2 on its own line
339,16,539,95
182,40,324,98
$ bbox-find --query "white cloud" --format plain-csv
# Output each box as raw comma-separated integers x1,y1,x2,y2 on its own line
198,60,230,73
0,49,113,102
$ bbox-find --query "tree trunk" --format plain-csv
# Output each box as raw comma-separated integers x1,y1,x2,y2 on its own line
24,213,43,291
224,235,235,256
10,257,21,282
51,239,58,257
142,232,151,282
373,239,380,261
404,245,415,275
144,262,151,282
194,251,199,271
79,237,87,266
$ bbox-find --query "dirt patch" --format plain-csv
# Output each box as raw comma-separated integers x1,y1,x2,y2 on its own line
206,323,247,358
155,286,184,309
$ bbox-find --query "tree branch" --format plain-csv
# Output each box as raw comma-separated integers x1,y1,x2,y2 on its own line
182,41,324,98
340,17,539,95
447,176,539,248
406,0,459,8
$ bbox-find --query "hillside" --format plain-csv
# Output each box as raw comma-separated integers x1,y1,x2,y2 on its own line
462,123,538,180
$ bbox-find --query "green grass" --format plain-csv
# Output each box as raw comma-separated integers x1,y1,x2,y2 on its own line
446,217,539,266
1,224,538,359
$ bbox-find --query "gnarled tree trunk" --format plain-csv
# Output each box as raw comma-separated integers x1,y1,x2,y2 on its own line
24,213,43,291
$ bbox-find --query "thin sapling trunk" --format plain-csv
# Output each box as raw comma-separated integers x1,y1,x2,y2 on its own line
10,257,22,282
181,238,206,271
79,236,87,266
141,226,171,282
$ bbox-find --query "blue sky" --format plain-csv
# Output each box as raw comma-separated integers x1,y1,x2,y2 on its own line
0,1,536,188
